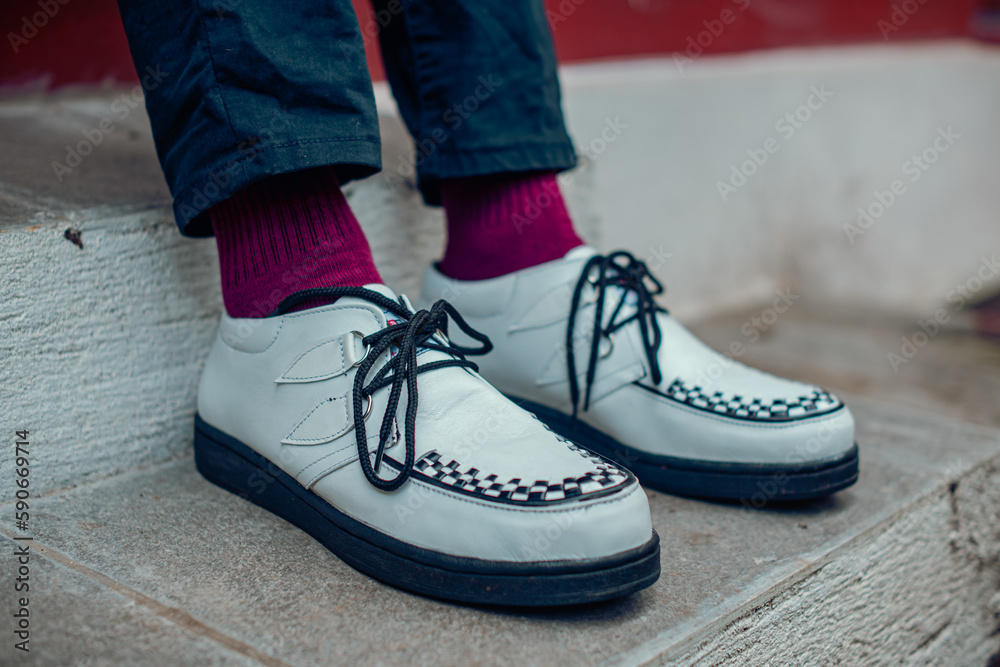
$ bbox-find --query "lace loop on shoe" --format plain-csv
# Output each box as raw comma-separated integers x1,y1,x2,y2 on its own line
271,287,493,491
566,251,665,417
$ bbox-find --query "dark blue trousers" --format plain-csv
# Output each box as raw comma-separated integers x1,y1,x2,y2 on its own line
117,0,577,236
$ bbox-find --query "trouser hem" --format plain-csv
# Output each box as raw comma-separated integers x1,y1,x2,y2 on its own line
414,140,577,206
173,136,382,237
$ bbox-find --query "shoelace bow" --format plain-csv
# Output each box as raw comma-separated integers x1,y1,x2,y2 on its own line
566,251,666,417
272,287,493,491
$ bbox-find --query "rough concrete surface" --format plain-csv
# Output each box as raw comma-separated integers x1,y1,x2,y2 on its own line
0,536,263,666
661,463,1000,666
2,212,221,496
0,90,171,220
689,307,1000,432
1,396,996,666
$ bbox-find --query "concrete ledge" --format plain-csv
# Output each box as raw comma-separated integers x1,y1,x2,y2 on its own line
631,455,1000,666
2,210,218,495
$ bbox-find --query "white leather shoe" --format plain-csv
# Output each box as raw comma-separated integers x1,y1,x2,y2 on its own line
419,248,859,502
194,284,659,605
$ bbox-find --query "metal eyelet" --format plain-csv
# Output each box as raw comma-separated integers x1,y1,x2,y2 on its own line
362,393,374,420
350,330,371,367
600,333,615,359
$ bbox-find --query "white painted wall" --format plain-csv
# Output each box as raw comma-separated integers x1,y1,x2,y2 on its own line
547,41,1000,319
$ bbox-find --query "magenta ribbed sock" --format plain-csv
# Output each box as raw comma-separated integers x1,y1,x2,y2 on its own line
210,167,381,318
438,171,584,281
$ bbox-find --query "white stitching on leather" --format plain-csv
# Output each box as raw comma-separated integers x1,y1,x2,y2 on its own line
283,396,349,444
402,475,643,514
299,432,382,487
220,318,283,354
279,338,346,382
227,305,380,357
285,305,381,327
629,384,848,430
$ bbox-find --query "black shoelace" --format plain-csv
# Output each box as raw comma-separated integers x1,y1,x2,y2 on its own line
271,287,493,492
566,251,666,417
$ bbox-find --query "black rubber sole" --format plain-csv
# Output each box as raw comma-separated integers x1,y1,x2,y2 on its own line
193,414,660,606
507,396,860,502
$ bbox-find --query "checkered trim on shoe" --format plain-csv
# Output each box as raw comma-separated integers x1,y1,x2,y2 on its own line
411,445,632,506
661,379,843,422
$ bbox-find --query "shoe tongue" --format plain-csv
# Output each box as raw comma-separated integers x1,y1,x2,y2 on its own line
361,283,399,300
359,284,455,362
563,248,644,323
564,245,598,261
357,283,413,328
356,283,400,324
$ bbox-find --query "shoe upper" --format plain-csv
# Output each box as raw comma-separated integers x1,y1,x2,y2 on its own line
197,284,652,562
419,248,856,467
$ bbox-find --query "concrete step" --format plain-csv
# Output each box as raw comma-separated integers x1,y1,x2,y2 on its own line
2,76,999,665
2,394,997,666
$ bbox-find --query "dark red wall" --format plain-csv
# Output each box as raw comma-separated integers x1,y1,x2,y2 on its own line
0,0,992,88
